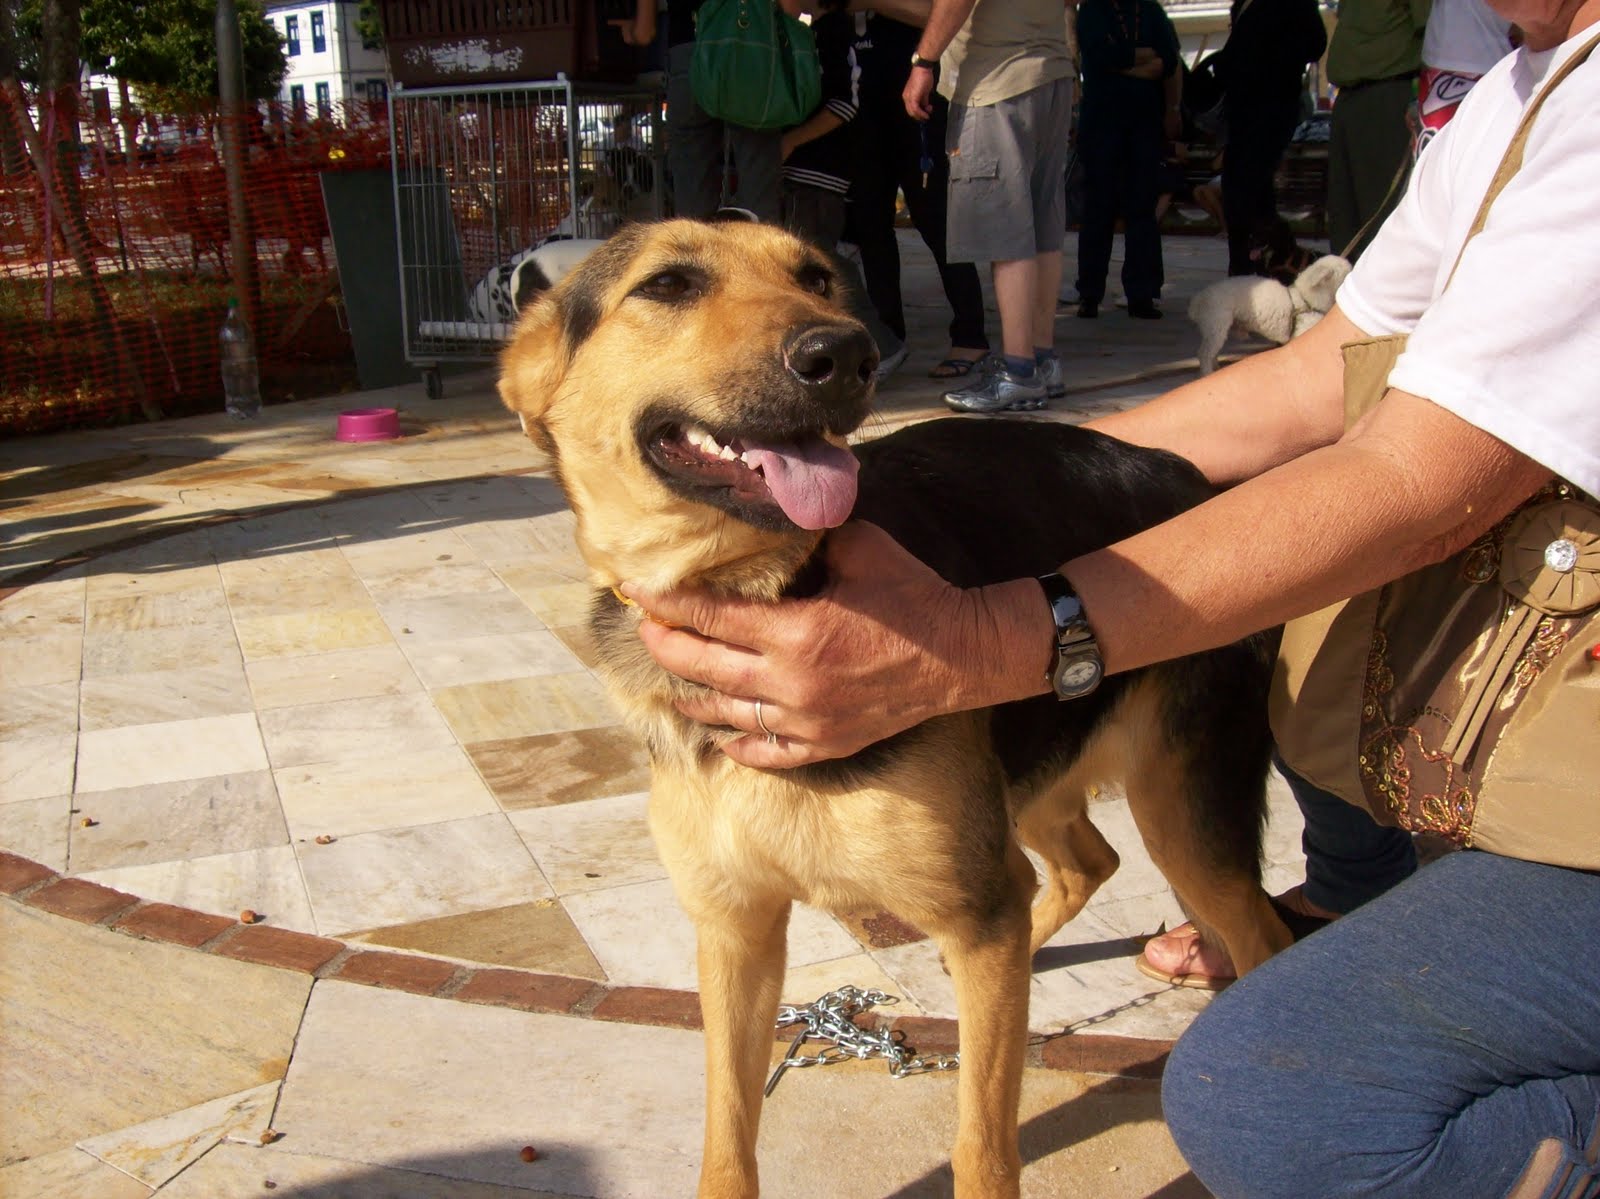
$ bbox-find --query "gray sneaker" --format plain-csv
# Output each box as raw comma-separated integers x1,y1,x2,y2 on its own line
943,363,1048,413
1036,355,1066,399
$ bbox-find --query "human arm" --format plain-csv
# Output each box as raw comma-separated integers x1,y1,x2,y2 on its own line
848,0,932,24
782,109,846,158
904,0,979,117
629,366,1548,766
609,0,657,46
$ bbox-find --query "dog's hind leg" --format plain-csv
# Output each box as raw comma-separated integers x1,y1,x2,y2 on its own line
691,898,792,1199
1015,798,1120,956
927,838,1037,1199
1120,669,1292,978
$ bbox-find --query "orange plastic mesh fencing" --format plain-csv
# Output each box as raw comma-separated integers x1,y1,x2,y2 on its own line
0,92,390,436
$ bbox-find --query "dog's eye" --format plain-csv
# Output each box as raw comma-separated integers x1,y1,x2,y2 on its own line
633,270,703,302
797,265,832,297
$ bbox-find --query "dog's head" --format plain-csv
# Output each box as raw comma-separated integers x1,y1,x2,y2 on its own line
498,219,877,593
1289,254,1352,314
1248,217,1316,285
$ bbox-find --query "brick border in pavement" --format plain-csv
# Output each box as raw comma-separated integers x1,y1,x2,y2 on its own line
0,848,1176,1081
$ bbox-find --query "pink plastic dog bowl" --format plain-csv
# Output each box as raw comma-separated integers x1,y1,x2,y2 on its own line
336,407,400,442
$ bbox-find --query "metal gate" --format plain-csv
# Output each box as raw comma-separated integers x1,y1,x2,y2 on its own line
388,78,664,397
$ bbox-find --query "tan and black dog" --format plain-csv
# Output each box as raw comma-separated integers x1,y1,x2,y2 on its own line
498,217,1291,1199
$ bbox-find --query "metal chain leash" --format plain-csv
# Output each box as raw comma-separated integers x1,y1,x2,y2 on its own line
763,986,960,1098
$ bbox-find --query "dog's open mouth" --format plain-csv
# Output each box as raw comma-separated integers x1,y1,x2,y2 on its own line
648,421,860,530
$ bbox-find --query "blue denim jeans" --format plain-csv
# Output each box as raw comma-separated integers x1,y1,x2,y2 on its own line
1163,849,1600,1197
1280,756,1417,915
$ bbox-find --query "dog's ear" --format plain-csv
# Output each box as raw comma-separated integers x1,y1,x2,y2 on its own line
1293,255,1352,311
497,295,567,450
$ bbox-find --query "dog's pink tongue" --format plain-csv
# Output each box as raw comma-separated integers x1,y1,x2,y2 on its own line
742,438,860,529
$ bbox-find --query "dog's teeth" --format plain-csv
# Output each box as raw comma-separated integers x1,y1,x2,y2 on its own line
718,445,738,461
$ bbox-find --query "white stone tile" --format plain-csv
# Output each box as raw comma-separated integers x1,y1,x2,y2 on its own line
274,746,497,840
0,793,70,871
0,733,77,803
295,815,550,936
401,630,584,689
153,1142,546,1198
0,680,78,741
0,902,309,1164
0,1146,154,1198
0,630,83,688
244,643,421,711
269,980,707,1198
563,878,859,992
81,844,316,932
69,771,288,873
75,713,268,793
77,1082,278,1188
337,529,481,576
80,624,242,679
380,589,546,644
507,791,664,896
780,953,927,1015
256,693,455,770
78,661,253,733
355,559,507,604
0,575,85,632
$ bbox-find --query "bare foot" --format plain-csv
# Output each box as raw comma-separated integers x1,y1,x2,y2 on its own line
1139,921,1238,988
1136,886,1340,990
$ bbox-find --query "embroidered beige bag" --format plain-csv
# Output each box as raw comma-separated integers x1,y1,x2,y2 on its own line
1270,34,1600,870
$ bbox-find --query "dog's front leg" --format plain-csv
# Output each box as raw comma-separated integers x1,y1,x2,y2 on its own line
937,841,1037,1199
694,899,791,1199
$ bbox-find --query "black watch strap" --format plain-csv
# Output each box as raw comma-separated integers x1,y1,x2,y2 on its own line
910,53,939,71
1036,572,1104,700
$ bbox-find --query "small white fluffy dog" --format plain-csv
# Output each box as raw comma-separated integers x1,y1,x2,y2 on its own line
1188,254,1352,375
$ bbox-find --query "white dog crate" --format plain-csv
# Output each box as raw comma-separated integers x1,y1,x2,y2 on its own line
389,78,664,397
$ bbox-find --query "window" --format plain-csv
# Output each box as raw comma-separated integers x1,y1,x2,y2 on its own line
315,81,331,116
367,79,388,102
289,83,306,111
311,11,327,54
285,14,301,55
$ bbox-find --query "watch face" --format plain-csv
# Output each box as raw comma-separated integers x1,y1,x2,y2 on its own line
1058,655,1102,694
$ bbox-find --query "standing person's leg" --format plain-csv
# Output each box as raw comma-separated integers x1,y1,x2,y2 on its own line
846,110,910,345
725,123,783,222
943,97,1046,412
1222,121,1278,275
1341,77,1414,262
1120,123,1165,312
1163,849,1600,1199
902,97,989,361
1074,120,1118,313
666,42,727,218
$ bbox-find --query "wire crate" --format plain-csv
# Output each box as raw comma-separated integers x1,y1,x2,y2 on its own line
389,78,664,396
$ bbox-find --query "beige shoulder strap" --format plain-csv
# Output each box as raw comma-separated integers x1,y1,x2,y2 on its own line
1445,28,1600,289
1342,29,1600,424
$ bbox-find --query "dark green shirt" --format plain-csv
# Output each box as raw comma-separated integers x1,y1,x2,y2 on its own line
1326,0,1431,87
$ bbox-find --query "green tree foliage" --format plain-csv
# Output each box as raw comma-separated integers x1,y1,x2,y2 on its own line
15,0,288,102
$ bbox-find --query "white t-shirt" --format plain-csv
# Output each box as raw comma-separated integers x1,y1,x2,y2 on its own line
1338,28,1600,500
1422,0,1514,76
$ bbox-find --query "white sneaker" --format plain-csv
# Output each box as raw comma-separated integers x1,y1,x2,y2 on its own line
873,343,910,383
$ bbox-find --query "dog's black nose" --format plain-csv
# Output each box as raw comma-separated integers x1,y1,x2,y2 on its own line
783,324,877,407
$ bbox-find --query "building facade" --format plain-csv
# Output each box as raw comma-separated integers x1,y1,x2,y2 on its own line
262,0,390,114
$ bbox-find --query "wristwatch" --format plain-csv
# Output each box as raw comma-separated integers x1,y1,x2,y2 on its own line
910,52,939,72
1037,573,1103,700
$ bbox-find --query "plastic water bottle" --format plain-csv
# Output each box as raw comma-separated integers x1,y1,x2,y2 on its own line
220,298,262,419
